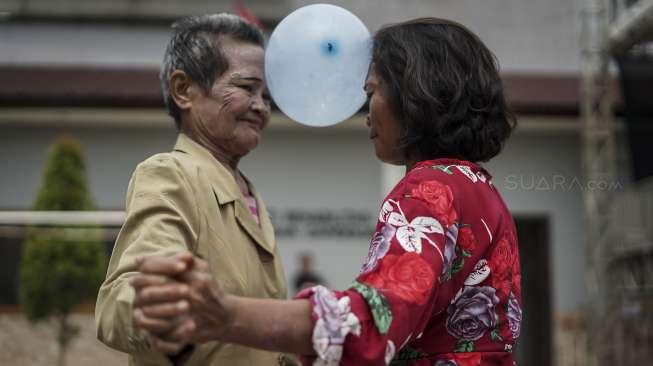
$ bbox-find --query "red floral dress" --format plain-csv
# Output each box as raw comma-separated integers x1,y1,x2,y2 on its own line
297,159,522,366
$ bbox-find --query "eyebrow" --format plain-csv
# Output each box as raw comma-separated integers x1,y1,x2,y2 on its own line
232,76,263,82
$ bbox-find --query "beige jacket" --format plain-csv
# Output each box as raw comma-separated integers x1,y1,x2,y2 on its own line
96,134,290,365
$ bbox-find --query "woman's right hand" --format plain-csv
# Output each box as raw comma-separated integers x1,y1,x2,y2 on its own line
131,252,238,352
130,252,194,354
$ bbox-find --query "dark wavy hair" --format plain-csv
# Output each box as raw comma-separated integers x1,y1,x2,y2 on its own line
372,18,516,162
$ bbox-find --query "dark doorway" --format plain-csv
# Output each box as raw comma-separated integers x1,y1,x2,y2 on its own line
0,234,23,306
0,226,117,307
513,216,552,366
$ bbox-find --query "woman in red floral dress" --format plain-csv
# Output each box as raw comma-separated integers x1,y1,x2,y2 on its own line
130,17,519,366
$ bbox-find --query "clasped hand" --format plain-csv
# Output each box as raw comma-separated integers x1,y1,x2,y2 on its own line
129,252,234,355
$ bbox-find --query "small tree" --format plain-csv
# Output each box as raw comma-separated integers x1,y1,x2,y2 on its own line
20,135,106,366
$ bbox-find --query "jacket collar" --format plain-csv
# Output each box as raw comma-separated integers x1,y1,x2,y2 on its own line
172,134,276,255
173,133,240,204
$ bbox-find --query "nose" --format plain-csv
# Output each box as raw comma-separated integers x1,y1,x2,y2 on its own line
251,95,270,117
365,115,371,128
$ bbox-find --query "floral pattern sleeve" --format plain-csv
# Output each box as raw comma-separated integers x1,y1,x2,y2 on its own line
297,179,453,365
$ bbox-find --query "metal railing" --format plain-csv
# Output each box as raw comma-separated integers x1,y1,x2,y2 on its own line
0,211,125,226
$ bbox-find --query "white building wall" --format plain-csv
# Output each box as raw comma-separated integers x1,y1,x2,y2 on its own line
0,121,586,312
0,0,589,315
0,124,381,291
293,0,582,73
490,131,586,313
1,0,582,73
0,22,170,67
0,126,178,209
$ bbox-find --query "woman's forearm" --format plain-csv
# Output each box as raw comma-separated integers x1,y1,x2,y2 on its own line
221,296,315,355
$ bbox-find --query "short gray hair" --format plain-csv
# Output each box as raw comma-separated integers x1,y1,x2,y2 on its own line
160,14,265,129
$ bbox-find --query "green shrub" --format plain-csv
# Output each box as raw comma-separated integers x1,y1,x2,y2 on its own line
20,135,106,366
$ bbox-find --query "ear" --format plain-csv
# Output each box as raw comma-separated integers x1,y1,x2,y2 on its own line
169,70,197,112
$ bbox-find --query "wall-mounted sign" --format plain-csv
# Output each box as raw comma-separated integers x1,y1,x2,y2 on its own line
268,208,375,238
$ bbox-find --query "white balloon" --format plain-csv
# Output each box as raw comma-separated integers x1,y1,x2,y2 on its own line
265,4,372,127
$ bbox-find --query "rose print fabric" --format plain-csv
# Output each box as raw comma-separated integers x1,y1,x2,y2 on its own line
297,159,522,365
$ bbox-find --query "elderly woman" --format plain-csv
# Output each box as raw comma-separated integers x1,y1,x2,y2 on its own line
95,14,293,365
132,18,520,365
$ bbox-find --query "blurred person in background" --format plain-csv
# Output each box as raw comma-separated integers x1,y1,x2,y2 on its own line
95,13,296,366
131,18,521,365
292,252,326,294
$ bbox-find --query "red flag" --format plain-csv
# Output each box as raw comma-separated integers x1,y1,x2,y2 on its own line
234,0,263,28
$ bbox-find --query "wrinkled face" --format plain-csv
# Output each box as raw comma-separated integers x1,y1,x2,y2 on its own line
364,65,405,165
189,38,271,159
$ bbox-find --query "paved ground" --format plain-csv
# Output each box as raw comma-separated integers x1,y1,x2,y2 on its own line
0,313,127,365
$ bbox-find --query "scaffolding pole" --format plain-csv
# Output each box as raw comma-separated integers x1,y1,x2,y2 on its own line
581,0,618,365
609,0,653,54
581,0,653,364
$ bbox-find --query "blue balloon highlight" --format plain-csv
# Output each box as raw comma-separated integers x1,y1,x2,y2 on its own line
321,40,339,57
